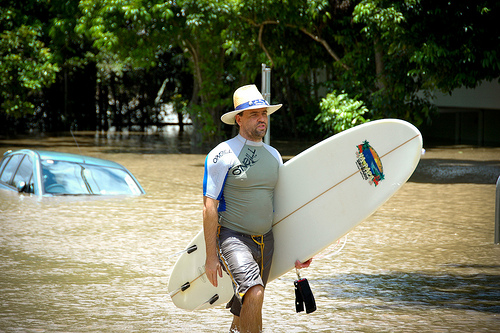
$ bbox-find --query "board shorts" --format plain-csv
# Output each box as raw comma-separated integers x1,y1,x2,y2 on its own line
218,226,274,316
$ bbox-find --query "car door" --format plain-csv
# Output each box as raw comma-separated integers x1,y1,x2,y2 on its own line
0,154,24,190
0,153,35,193
13,154,35,193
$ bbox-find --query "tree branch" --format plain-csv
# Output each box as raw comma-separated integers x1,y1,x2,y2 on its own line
181,38,203,107
243,17,350,71
258,22,278,68
298,27,350,71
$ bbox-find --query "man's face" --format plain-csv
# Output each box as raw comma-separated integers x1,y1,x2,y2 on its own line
235,108,268,142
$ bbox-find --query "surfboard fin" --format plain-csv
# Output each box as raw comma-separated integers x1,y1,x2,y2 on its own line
181,282,191,291
169,282,191,297
186,245,197,254
193,294,219,311
208,294,219,305
167,244,198,260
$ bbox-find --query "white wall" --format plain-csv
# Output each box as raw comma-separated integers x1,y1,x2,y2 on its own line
430,79,500,110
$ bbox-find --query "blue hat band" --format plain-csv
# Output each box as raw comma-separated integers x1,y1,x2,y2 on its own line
235,99,269,111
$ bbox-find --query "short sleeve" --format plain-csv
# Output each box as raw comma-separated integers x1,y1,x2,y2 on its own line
203,143,233,200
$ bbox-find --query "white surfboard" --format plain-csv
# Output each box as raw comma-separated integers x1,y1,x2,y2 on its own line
168,119,423,311
167,230,234,310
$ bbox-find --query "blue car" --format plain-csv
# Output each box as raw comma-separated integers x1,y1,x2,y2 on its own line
0,149,145,196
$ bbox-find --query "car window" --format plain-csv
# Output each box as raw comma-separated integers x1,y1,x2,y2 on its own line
83,164,142,195
0,154,23,185
41,159,142,195
42,160,89,194
0,156,11,175
13,154,34,192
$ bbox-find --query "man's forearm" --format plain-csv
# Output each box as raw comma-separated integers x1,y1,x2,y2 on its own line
203,199,219,258
203,196,222,286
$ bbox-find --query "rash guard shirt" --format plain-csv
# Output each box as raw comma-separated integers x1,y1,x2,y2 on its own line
203,134,283,235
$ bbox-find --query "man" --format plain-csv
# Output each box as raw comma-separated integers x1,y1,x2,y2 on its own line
203,84,310,333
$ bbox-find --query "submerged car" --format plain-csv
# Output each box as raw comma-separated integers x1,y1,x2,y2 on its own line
0,149,145,196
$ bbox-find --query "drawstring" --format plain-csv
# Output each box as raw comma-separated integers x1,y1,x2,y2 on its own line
251,235,265,275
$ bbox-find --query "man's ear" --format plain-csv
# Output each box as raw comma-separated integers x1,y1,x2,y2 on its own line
234,114,242,126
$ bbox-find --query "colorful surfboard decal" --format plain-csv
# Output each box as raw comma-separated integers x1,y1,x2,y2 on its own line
355,141,384,186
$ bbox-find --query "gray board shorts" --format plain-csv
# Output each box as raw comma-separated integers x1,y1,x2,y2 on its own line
218,226,274,316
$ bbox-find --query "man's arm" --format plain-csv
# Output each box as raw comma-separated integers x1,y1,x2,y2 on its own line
203,196,223,287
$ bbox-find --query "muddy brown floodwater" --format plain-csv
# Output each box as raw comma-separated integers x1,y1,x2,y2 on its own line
0,130,499,332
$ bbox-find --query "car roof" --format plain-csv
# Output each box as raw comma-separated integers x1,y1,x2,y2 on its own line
4,149,125,169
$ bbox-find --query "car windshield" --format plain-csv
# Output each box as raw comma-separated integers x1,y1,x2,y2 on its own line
41,159,142,195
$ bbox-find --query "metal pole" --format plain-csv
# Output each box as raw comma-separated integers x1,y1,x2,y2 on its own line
261,64,271,145
495,175,500,244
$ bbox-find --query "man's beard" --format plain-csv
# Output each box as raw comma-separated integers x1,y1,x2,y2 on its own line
251,123,267,139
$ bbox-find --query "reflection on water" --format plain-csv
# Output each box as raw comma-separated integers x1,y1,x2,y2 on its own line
0,132,499,332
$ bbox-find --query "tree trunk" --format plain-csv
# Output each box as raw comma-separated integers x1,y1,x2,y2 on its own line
374,36,386,91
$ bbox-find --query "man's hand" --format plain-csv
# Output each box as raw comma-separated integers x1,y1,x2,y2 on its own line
205,253,223,287
295,258,312,269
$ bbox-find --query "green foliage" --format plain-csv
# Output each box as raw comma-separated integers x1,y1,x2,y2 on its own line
1,0,499,142
404,0,500,91
77,0,175,69
326,0,500,128
0,20,59,116
77,0,238,143
353,0,414,37
316,91,369,136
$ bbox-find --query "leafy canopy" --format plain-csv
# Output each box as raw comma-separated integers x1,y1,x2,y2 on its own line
0,4,59,116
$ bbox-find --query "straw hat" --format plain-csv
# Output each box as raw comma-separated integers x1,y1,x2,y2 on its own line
221,84,282,125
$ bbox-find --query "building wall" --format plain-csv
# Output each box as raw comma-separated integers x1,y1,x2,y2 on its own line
420,79,500,146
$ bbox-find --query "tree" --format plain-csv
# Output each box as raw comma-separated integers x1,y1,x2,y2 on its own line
77,0,238,146
404,0,500,90
333,0,500,127
223,0,350,139
0,2,59,118
2,0,498,141
0,0,101,133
